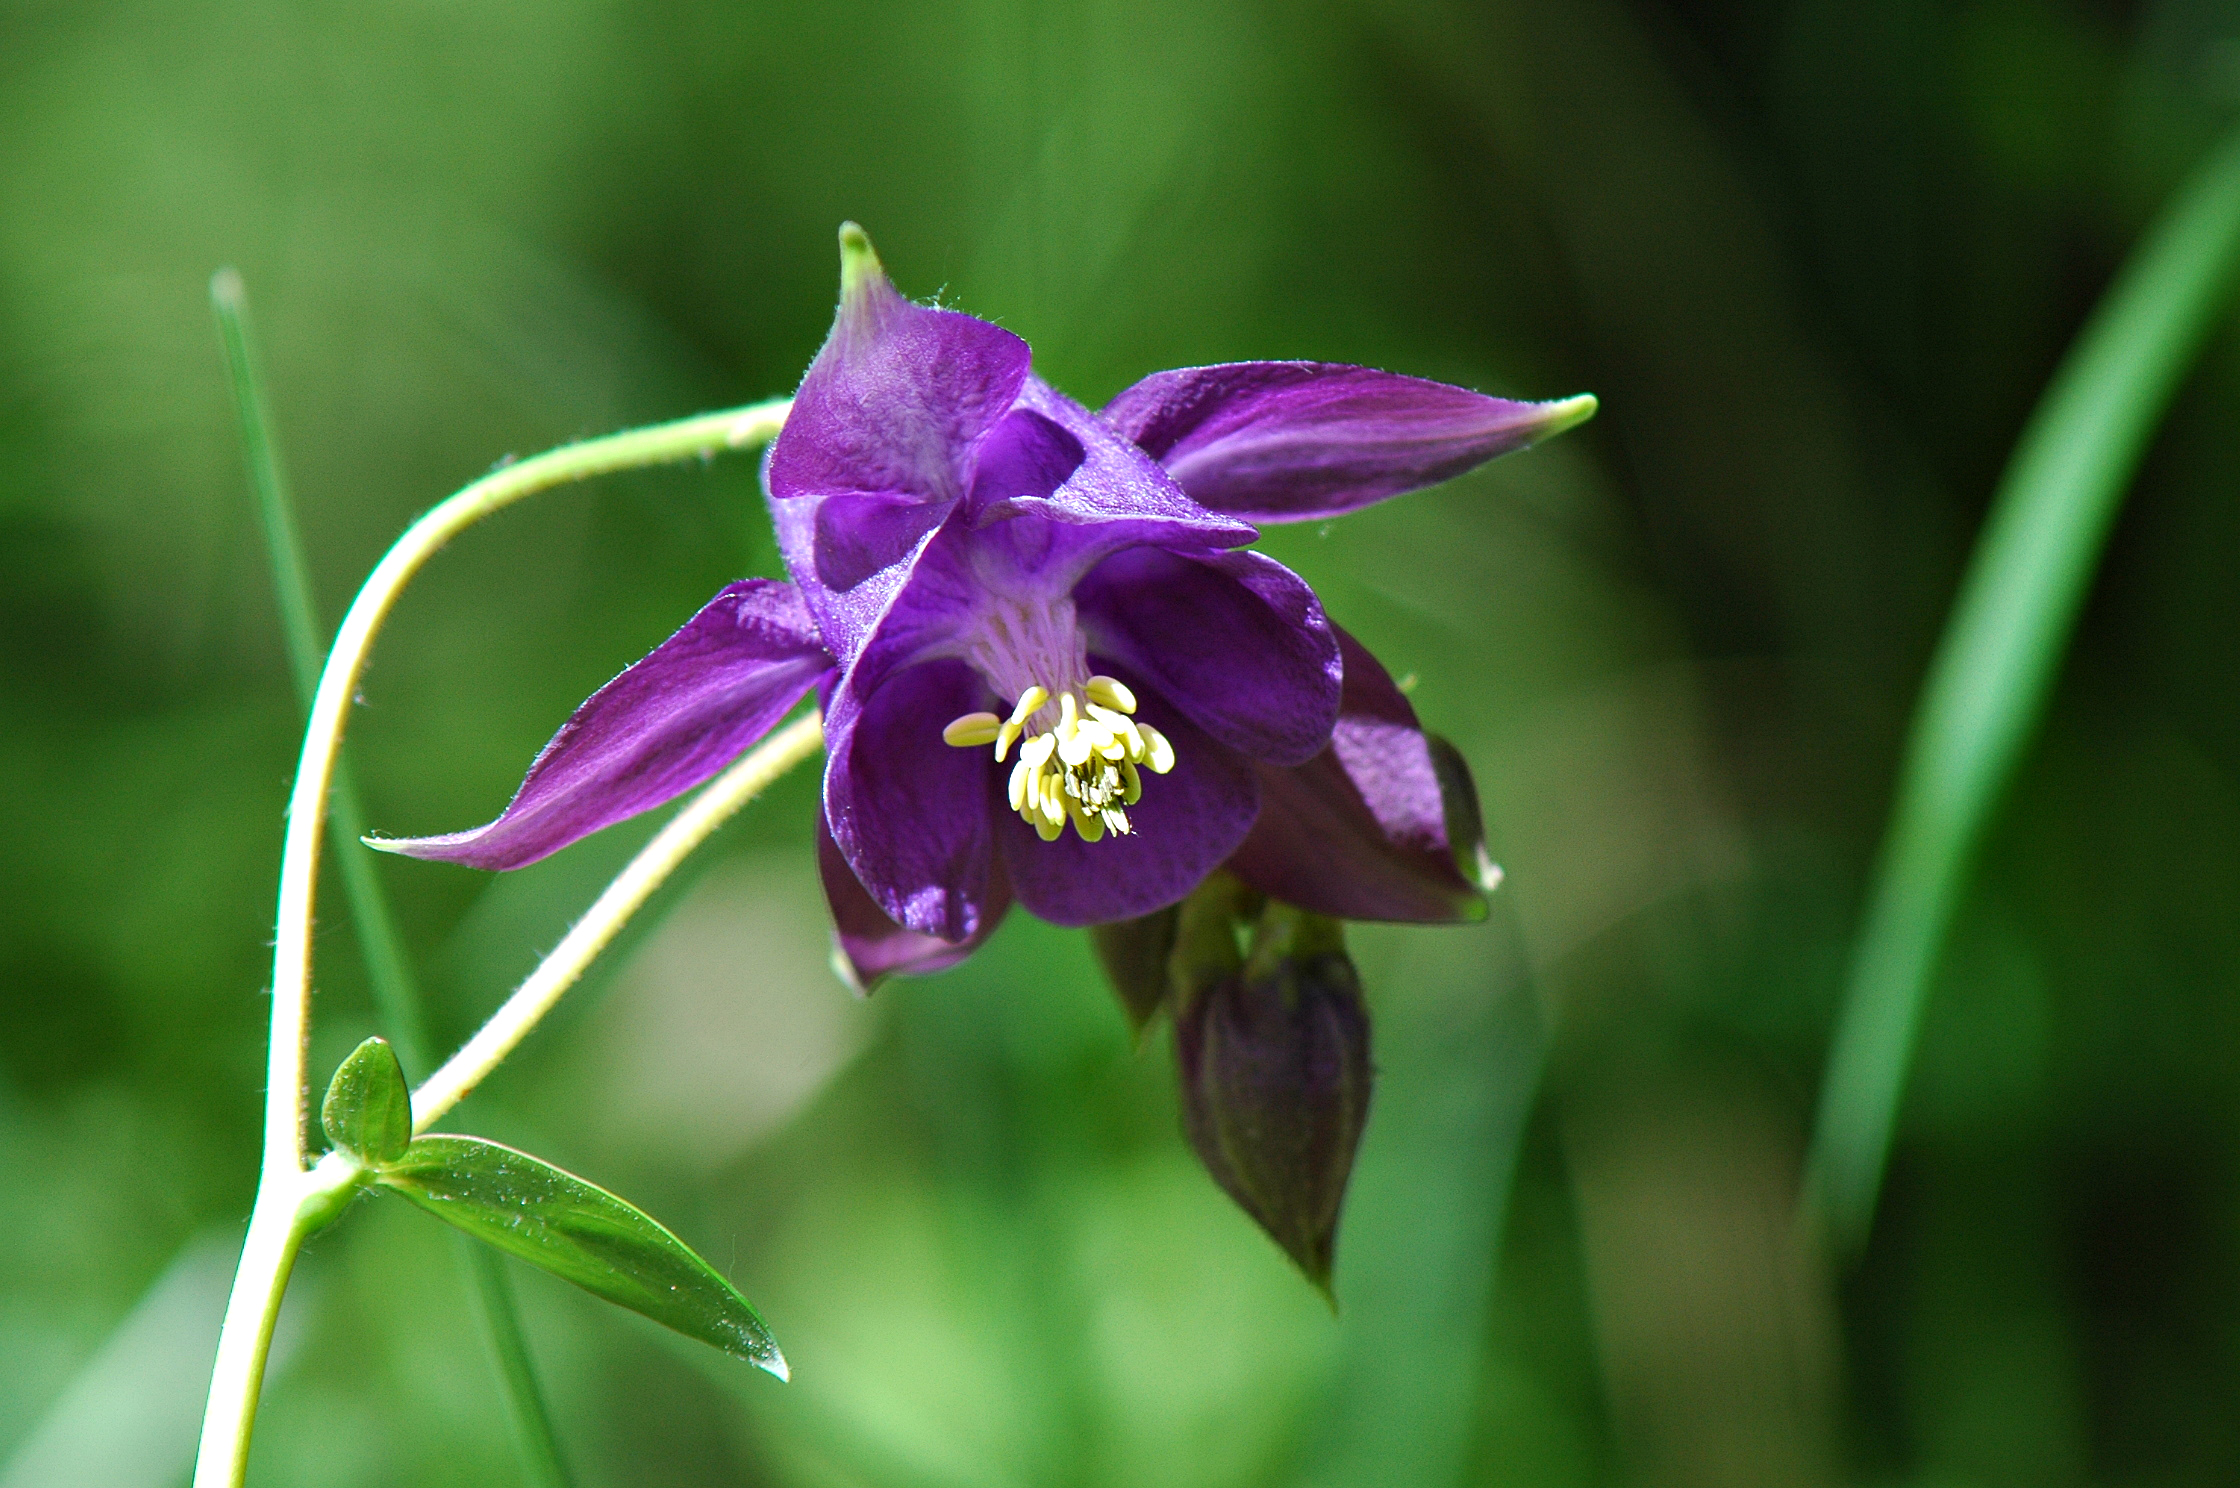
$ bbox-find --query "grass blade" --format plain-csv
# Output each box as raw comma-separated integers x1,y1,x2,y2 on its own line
1804,124,2240,1256
211,270,574,1483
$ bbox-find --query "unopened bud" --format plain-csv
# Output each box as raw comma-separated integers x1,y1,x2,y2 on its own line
1175,905,1371,1297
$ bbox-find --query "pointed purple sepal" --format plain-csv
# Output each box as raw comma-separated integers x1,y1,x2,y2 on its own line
766,225,1032,584
1225,627,1487,922
1104,361,1595,523
369,580,833,870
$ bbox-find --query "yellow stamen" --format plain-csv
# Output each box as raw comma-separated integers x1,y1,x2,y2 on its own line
944,679,1179,844
1085,675,1136,714
942,711,1003,748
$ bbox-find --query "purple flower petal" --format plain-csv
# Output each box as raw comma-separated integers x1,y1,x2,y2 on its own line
817,808,1012,992
823,658,1004,942
1000,668,1261,927
1073,547,1340,766
1225,627,1484,922
766,231,1032,511
372,580,833,870
1104,362,1596,523
970,379,1257,555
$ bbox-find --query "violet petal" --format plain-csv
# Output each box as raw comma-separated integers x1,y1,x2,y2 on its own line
1226,627,1485,922
1073,547,1340,767
999,667,1261,928
822,657,1004,942
817,808,1012,992
1104,361,1595,523
372,580,833,870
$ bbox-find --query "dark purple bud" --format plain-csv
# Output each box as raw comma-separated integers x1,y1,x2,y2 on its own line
1175,904,1372,1298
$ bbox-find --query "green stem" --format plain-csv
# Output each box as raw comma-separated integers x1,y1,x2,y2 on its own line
1804,123,2240,1257
191,349,793,1487
214,272,571,1482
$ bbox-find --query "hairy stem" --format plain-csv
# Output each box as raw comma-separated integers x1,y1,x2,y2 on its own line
411,708,824,1132
193,395,792,1488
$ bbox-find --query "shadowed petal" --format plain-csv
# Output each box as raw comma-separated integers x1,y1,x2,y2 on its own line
817,808,1012,992
970,380,1256,557
1226,627,1485,922
373,581,833,870
1073,547,1340,766
1104,361,1596,522
767,226,1032,510
824,658,1004,942
1000,668,1260,927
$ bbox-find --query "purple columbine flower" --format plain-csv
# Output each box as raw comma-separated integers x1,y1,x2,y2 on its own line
375,226,1593,989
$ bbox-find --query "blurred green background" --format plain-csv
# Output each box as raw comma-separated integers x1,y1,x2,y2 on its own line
5,0,2240,1484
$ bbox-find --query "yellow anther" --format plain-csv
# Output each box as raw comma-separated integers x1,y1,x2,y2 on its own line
943,711,1003,748
953,678,1179,844
1086,675,1137,714
1140,724,1175,774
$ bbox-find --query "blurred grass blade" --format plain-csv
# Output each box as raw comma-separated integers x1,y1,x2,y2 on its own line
209,268,429,1063
1805,124,2240,1257
460,1241,574,1488
211,270,572,1480
381,1135,788,1378
0,1232,304,1488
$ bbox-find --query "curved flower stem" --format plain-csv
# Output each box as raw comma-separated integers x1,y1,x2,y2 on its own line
410,707,826,1132
194,397,793,1488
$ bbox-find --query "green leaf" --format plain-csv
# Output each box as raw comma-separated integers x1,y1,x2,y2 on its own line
378,1135,787,1379
1804,120,2240,1258
320,1037,413,1165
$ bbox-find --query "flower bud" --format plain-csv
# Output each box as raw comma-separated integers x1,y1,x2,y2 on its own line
1174,904,1372,1297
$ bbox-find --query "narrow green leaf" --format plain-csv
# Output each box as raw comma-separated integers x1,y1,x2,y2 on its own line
380,1135,787,1378
1805,121,2240,1257
320,1037,412,1165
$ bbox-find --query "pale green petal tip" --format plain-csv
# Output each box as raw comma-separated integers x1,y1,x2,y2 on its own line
837,221,886,303
759,1345,791,1383
1538,392,1599,440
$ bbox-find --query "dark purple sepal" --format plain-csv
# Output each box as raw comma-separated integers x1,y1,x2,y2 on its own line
1087,907,1180,1039
1226,627,1485,923
817,809,1012,994
1176,905,1372,1297
1105,361,1596,523
370,580,833,871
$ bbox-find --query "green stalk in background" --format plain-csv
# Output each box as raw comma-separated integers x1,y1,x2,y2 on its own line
211,271,574,1488
1804,124,2240,1258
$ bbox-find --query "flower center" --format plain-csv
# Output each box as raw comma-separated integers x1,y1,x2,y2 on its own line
942,676,1177,843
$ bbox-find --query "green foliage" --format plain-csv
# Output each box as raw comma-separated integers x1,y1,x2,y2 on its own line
379,1136,786,1379
320,1038,413,1166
